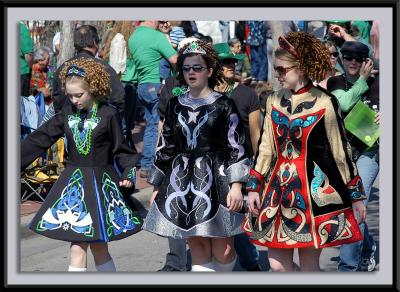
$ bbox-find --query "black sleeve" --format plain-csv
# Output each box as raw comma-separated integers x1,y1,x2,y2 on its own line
247,87,261,113
105,63,125,114
219,98,249,184
109,109,139,183
158,76,178,120
21,113,65,170
51,67,65,113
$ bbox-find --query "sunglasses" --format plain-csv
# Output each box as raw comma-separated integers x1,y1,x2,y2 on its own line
182,65,207,73
330,52,339,57
274,65,297,76
343,55,365,63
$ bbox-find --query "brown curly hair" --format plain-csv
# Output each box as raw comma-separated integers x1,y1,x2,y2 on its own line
275,31,332,82
59,58,111,101
177,40,224,89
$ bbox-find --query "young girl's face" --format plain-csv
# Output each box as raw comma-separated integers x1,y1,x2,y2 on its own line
66,80,94,110
182,55,213,91
273,57,300,90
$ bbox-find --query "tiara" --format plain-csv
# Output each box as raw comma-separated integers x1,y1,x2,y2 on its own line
278,36,300,60
183,41,206,55
66,65,86,77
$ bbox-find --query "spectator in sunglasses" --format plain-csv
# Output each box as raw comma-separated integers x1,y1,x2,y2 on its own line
327,40,379,272
317,40,343,89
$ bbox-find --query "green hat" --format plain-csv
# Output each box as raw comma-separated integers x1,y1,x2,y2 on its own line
213,43,245,61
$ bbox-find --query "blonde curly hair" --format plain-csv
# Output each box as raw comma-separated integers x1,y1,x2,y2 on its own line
275,31,331,83
59,57,111,101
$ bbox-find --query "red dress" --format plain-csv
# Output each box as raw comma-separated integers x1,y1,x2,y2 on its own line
243,84,365,249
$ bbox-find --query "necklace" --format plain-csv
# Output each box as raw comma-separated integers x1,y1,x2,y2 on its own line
73,101,99,156
219,81,234,97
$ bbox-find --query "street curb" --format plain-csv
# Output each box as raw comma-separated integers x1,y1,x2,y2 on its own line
20,186,153,240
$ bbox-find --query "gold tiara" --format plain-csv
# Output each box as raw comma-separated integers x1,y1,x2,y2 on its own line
183,41,206,55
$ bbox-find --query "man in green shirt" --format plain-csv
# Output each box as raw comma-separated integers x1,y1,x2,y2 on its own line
20,21,34,97
128,21,177,177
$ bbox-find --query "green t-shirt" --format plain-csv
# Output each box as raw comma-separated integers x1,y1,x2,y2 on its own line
121,58,138,84
20,21,33,75
128,26,176,84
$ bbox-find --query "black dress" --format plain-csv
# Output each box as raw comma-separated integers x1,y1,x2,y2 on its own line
143,91,249,238
21,101,143,242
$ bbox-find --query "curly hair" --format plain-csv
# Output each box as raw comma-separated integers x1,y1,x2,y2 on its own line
59,57,111,101
275,31,332,82
177,40,224,89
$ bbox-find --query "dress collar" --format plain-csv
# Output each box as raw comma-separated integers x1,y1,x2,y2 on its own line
291,82,314,95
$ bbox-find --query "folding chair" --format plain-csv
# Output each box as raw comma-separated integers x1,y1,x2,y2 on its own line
21,164,58,202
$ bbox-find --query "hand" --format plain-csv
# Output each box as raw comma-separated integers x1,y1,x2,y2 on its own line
226,183,243,212
119,179,133,188
352,200,366,224
38,87,50,98
329,24,345,38
149,187,159,205
374,111,380,125
360,58,374,80
247,191,261,216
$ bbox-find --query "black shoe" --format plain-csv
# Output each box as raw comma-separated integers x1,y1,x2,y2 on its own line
246,264,262,271
157,265,183,272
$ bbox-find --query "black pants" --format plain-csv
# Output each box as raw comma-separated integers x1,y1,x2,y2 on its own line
21,73,31,97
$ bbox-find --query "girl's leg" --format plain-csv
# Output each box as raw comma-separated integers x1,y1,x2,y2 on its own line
69,242,89,272
298,247,322,272
89,242,116,272
268,248,295,272
211,237,237,272
187,237,214,271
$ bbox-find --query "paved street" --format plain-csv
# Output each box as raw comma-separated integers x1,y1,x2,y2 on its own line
20,177,379,272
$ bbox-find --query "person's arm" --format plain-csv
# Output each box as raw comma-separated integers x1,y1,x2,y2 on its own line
109,109,139,186
249,109,261,155
21,113,65,170
167,54,178,71
323,96,366,223
24,54,33,68
328,24,356,42
329,77,369,112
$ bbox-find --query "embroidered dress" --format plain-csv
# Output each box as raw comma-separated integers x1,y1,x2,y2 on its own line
143,91,249,238
243,85,366,249
21,101,142,242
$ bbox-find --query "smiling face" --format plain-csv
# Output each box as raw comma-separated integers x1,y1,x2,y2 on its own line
273,57,300,90
66,78,95,110
328,46,338,69
342,55,363,78
182,55,213,91
221,58,236,80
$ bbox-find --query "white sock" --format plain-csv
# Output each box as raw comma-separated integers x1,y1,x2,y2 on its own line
212,255,237,272
191,261,215,272
95,259,116,272
68,265,87,272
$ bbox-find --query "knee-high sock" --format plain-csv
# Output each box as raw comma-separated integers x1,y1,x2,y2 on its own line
68,265,87,272
212,255,237,272
191,261,215,272
96,259,116,272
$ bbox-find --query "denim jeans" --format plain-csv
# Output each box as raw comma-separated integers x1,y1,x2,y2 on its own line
338,149,379,271
164,238,190,271
159,58,172,82
234,232,259,269
137,83,161,170
250,42,268,81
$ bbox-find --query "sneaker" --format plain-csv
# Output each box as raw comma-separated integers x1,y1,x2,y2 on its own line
359,244,377,271
246,264,263,271
157,265,183,272
359,256,376,271
140,169,149,178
